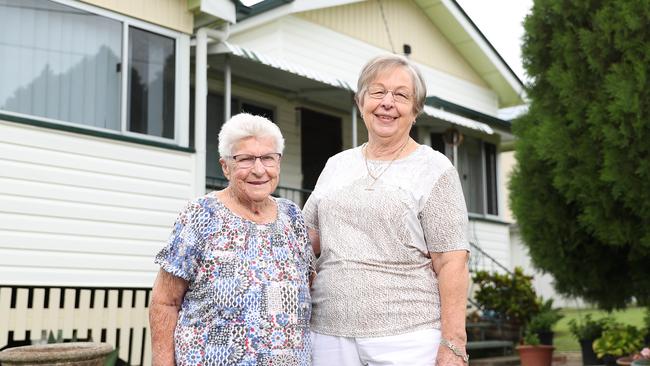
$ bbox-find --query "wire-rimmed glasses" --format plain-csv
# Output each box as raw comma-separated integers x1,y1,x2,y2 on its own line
229,153,282,168
366,86,412,104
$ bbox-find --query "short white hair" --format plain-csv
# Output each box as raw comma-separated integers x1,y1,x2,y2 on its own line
218,113,285,157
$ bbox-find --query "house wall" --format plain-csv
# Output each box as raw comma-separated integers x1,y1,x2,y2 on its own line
499,150,515,222
468,218,511,270
297,0,487,88
229,15,500,116
79,0,193,34
0,120,195,287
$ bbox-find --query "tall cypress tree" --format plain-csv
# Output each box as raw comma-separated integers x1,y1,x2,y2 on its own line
510,0,650,309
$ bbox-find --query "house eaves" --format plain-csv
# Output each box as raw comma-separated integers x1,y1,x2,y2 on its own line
189,0,237,25
415,0,526,107
426,96,511,131
232,0,526,109
231,0,364,32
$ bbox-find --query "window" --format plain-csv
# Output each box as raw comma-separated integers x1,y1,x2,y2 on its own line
458,136,485,214
430,133,498,216
484,143,498,215
128,27,176,138
0,0,181,142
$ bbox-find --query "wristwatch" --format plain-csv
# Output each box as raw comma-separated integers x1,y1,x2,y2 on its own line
440,338,469,363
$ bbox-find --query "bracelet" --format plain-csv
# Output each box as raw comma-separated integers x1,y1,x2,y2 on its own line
440,338,469,363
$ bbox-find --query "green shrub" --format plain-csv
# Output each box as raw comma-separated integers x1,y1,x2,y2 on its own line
527,298,564,333
592,323,644,358
523,330,541,346
472,267,539,326
568,314,612,341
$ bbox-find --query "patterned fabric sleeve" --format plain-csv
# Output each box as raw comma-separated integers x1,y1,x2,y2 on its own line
154,199,208,282
420,167,470,253
284,199,317,279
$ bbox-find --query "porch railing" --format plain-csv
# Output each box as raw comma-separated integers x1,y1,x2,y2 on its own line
467,241,513,311
468,242,512,275
0,286,151,365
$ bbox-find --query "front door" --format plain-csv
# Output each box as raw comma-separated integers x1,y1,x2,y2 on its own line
300,108,342,192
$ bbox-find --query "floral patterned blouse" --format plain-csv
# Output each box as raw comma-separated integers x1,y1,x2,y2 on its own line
155,193,313,366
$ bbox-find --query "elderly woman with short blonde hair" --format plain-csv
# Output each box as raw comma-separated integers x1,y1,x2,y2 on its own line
305,54,471,366
150,113,314,366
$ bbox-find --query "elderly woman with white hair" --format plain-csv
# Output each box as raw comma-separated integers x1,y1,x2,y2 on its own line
149,113,314,366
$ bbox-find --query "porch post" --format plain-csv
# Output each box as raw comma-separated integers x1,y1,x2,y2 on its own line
224,54,232,121
194,26,229,196
195,29,208,197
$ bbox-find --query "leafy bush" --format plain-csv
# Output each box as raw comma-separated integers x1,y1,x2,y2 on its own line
523,330,541,346
527,298,564,333
472,267,539,326
592,323,644,358
568,314,612,341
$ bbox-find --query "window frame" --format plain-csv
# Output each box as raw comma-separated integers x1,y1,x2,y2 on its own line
430,132,500,218
1,0,189,147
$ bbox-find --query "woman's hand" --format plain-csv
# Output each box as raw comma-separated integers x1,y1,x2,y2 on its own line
436,343,468,365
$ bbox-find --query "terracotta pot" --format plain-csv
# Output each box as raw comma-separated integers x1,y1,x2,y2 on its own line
617,356,633,365
517,344,555,366
0,342,113,366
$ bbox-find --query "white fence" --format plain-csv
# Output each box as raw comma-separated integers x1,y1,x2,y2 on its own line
0,286,151,365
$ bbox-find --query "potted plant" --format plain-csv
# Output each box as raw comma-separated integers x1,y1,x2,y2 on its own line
472,267,540,343
517,330,555,366
631,347,650,366
593,323,644,366
568,314,612,365
527,298,564,345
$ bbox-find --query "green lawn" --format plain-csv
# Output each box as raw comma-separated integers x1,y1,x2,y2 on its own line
553,306,647,352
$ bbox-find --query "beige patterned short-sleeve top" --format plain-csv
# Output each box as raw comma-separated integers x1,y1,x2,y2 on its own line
303,145,469,337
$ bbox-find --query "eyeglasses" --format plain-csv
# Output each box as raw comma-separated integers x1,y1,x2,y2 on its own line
366,86,412,104
229,153,282,168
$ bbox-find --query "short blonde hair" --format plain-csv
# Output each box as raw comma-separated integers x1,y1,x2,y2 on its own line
218,113,285,157
355,54,427,116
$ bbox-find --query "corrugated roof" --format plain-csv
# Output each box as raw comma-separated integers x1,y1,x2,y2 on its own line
215,42,493,134
423,105,493,134
216,42,354,90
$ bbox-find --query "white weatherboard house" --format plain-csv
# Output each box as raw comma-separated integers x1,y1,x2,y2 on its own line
0,0,526,363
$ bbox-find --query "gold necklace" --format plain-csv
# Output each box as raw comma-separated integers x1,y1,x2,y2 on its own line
363,138,409,190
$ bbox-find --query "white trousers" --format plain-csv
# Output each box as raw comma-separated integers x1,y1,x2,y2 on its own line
311,328,441,366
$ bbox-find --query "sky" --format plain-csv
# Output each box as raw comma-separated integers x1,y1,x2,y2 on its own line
455,0,534,83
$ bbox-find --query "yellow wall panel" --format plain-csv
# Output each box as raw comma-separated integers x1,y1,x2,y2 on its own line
298,0,486,87
80,0,193,34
